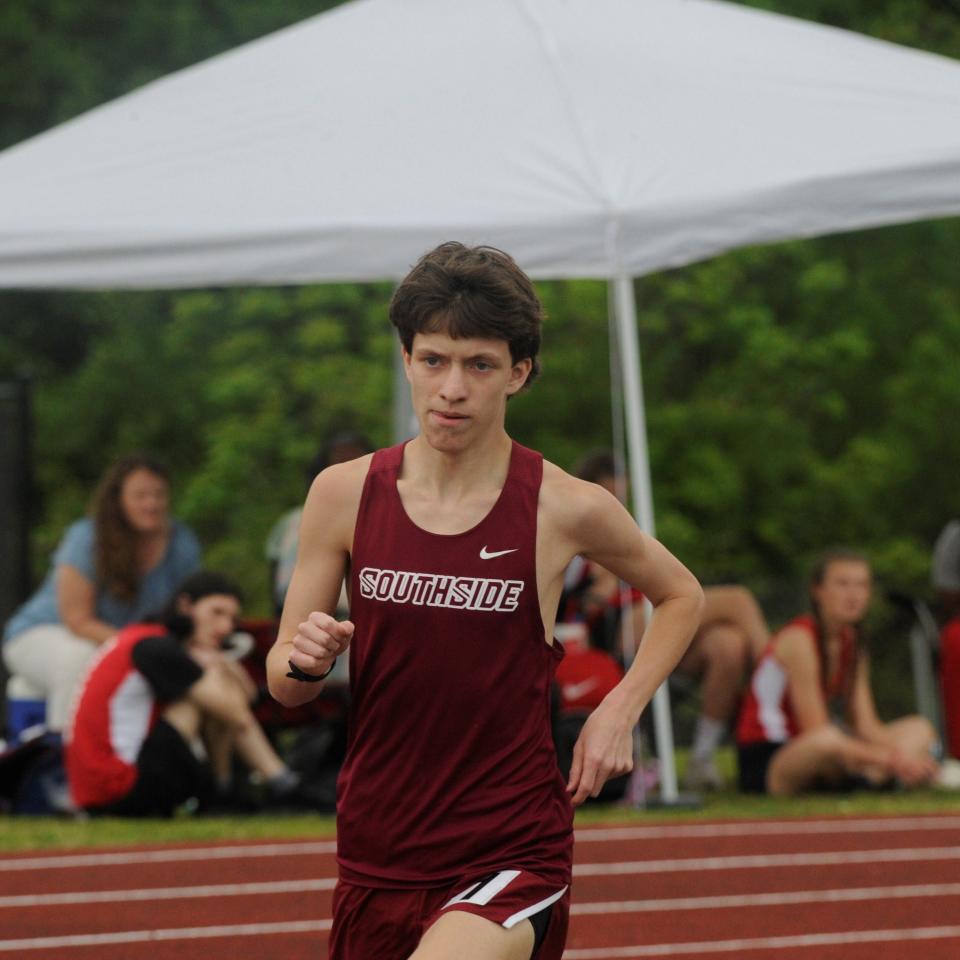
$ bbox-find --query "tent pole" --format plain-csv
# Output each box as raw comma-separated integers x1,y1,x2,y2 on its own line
608,286,637,663
611,275,679,803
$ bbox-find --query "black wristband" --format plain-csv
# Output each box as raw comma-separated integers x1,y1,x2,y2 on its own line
286,659,335,682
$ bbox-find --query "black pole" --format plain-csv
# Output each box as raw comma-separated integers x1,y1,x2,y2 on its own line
0,374,33,625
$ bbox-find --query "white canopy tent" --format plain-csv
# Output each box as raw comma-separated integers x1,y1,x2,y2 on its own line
2,0,960,800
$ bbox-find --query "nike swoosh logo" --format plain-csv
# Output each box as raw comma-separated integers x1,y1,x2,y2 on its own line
479,546,518,560
563,678,599,701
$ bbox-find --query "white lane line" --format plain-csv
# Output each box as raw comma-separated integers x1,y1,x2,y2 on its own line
575,845,960,876
576,816,960,842
0,878,336,908
0,841,336,872
561,924,960,958
6,845,959,895
6,815,957,871
0,920,332,952
7,918,960,955
6,878,958,913
571,881,960,914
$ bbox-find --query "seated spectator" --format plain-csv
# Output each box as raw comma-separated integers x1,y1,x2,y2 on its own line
2,454,200,732
265,431,373,617
933,521,960,759
736,549,940,795
65,571,315,817
553,622,625,716
552,620,626,799
565,450,767,790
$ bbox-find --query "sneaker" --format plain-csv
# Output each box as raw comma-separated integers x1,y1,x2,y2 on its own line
682,756,725,791
934,758,960,790
265,773,336,813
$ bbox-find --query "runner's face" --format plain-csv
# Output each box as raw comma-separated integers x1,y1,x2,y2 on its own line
404,331,531,451
185,593,241,648
813,560,872,626
120,469,169,535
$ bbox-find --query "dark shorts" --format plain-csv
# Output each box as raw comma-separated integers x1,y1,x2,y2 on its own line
329,869,569,960
737,741,784,793
88,719,212,818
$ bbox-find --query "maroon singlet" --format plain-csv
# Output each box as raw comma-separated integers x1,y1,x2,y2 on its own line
336,440,574,888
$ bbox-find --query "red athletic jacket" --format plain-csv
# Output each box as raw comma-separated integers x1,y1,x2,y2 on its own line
65,624,167,808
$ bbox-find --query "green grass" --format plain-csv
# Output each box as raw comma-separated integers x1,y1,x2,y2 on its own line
4,791,955,853
575,789,960,823
0,813,338,852
3,748,956,852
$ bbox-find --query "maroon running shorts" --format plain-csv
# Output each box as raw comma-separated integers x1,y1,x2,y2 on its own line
329,868,570,960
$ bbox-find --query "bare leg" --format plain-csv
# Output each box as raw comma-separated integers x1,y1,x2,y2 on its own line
769,717,940,796
679,622,750,725
701,585,771,663
203,716,235,787
766,726,850,795
882,715,937,759
410,912,534,960
678,622,750,789
189,663,286,781
162,698,203,743
231,714,286,781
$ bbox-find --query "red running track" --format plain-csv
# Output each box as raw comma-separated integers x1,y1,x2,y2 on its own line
1,814,959,959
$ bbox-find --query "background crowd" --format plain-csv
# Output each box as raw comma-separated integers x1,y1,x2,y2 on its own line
2,440,958,817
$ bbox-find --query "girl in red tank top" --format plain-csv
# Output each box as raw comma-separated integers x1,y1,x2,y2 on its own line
735,550,939,795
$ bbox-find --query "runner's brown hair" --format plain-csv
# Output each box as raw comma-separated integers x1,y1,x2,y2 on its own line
389,241,543,390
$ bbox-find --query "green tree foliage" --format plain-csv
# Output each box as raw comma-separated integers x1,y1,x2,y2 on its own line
1,0,959,716
0,1,340,151
635,222,960,594
744,0,960,56
4,285,394,611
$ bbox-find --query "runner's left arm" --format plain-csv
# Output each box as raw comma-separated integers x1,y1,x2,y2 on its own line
548,473,704,805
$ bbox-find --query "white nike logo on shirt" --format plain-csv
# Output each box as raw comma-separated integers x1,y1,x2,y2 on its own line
479,546,518,559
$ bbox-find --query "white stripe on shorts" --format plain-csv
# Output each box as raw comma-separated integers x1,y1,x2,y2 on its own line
443,870,521,909
503,885,568,929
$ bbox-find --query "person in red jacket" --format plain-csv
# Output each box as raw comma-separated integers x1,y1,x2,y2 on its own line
266,242,704,960
66,571,309,816
736,549,941,795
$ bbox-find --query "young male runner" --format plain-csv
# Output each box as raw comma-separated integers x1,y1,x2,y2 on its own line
267,242,704,960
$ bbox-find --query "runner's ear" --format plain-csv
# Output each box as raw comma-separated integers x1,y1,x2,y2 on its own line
506,358,532,395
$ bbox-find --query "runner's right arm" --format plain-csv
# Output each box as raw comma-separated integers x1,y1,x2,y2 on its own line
266,458,366,707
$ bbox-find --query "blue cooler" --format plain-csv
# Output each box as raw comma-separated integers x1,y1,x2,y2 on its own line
6,675,47,743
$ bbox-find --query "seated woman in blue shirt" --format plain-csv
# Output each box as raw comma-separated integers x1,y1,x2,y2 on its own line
2,454,201,731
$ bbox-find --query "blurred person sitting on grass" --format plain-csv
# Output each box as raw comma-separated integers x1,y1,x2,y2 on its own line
736,549,942,795
2,454,200,733
65,571,318,817
566,450,769,790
